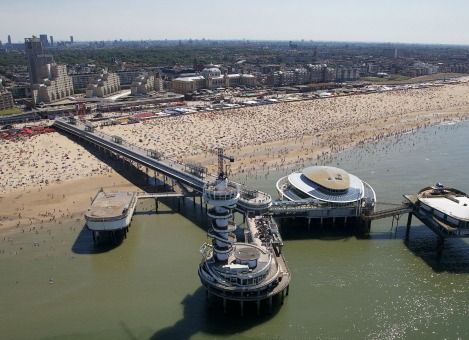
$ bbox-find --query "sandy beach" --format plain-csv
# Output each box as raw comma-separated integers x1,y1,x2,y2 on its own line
2,81,469,232
0,173,135,233
101,82,469,174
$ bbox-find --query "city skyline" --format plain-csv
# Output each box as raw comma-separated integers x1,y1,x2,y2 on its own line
2,0,469,45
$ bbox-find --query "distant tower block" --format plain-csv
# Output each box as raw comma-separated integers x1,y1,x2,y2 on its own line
40,34,49,47
70,35,74,44
50,36,54,46
7,35,11,45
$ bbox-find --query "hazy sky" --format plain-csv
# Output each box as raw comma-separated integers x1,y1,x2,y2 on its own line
2,0,469,45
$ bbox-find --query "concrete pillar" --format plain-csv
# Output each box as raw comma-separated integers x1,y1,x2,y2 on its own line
405,213,413,241
223,298,227,314
256,299,261,316
437,236,445,257
240,300,244,317
268,296,273,314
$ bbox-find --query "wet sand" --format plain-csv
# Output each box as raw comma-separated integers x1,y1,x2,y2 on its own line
0,173,135,233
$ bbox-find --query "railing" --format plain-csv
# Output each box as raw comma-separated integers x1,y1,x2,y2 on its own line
54,118,274,213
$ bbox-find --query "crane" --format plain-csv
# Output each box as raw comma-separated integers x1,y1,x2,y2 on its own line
215,147,234,180
75,101,86,122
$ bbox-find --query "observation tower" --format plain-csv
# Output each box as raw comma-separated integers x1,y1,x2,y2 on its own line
198,149,290,315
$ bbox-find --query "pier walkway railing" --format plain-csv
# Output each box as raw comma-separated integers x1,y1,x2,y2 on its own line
54,118,274,214
54,118,206,192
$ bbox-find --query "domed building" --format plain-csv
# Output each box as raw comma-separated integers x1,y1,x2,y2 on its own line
276,166,376,209
201,65,221,79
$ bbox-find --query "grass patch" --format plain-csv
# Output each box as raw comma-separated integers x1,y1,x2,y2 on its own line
0,107,22,116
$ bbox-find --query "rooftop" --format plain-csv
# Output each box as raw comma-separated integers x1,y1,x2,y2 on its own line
85,191,135,220
302,166,350,191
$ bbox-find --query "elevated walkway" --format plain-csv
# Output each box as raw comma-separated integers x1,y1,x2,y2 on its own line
54,118,272,214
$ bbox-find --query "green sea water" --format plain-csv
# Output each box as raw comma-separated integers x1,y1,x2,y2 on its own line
0,121,468,339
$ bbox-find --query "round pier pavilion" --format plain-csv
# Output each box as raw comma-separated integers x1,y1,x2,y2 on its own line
276,165,376,209
275,166,376,233
198,174,290,315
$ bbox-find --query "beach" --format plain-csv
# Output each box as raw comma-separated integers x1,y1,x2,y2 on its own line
2,81,469,232
101,81,469,175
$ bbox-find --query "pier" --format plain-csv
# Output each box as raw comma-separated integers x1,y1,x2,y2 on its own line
54,116,469,316
53,118,272,215
54,117,469,250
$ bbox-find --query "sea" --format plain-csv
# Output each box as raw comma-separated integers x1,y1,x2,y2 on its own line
0,120,468,339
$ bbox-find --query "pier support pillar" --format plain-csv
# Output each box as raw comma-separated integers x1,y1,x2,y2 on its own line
92,231,96,244
437,236,445,257
268,296,273,314
178,198,181,212
405,213,413,241
256,300,261,316
223,298,227,314
193,196,196,208
240,300,244,317
344,216,348,225
307,218,311,232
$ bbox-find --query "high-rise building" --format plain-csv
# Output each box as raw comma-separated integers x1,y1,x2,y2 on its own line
7,35,11,45
70,35,74,44
50,35,54,46
39,34,49,47
25,37,45,84
25,36,74,105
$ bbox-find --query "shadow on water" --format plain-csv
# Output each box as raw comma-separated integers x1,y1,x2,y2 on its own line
71,224,122,254
397,224,469,273
150,286,279,340
279,218,364,241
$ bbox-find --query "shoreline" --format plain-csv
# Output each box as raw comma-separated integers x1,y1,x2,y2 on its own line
0,173,136,234
2,82,469,234
1,118,466,236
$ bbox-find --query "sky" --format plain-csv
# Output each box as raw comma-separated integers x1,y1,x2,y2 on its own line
2,0,469,45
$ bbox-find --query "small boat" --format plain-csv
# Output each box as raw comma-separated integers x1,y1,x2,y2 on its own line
417,183,469,233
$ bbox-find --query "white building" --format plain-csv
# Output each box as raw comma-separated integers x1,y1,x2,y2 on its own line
131,74,155,95
172,66,257,94
31,64,74,105
85,72,121,98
